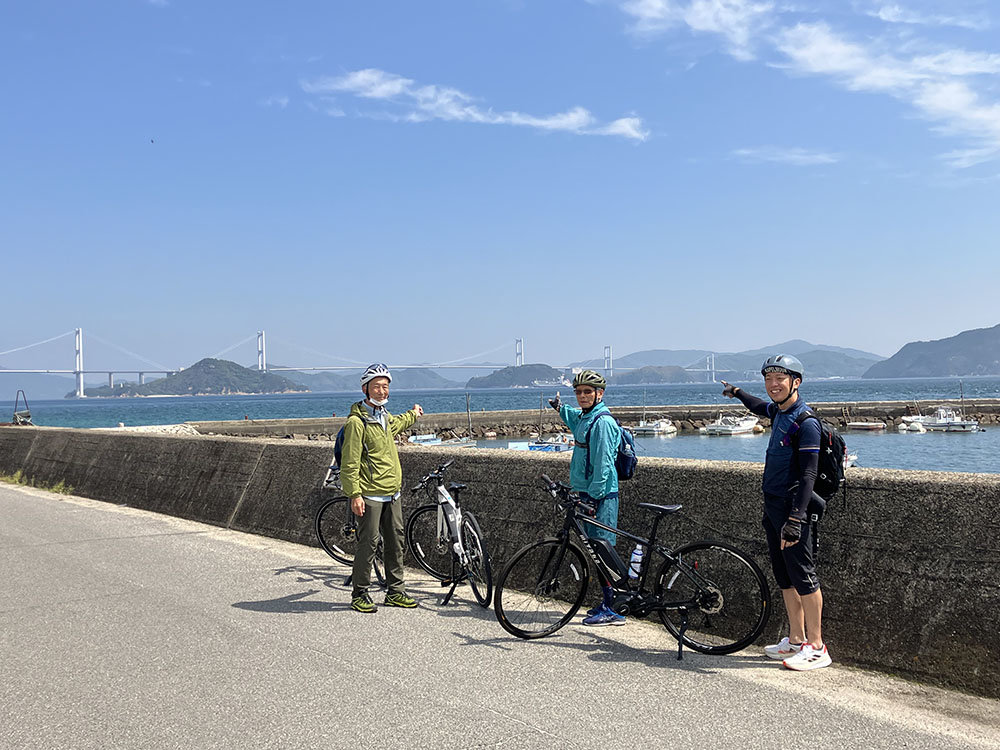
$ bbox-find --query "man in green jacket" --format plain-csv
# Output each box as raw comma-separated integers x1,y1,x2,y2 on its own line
341,363,423,613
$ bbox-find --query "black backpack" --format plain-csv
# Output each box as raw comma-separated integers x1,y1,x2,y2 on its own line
792,409,847,501
583,411,638,482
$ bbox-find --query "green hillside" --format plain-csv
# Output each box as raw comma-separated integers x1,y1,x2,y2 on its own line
71,358,308,397
612,366,696,385
466,363,564,388
863,324,1000,378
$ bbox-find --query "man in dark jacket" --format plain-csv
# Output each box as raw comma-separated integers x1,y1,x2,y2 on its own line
721,354,831,671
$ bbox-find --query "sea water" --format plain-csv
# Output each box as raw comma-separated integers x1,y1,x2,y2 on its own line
2,377,998,474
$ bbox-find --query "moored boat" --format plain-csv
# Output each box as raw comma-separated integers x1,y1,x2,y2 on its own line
701,413,759,436
921,406,980,432
633,418,677,436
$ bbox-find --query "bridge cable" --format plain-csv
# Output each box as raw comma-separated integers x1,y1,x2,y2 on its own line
210,334,258,360
0,330,75,358
86,331,171,371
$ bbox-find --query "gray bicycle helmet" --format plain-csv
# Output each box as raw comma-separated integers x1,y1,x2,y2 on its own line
760,354,804,380
572,370,607,389
360,362,392,387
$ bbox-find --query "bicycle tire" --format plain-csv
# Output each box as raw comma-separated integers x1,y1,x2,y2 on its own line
494,538,589,639
405,503,451,580
654,540,770,655
461,512,493,608
315,497,385,584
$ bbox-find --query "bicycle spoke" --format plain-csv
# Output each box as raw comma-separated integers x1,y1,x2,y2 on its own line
494,539,589,639
655,541,770,654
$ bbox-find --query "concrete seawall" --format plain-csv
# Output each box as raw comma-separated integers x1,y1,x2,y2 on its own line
2,425,997,698
187,398,1000,440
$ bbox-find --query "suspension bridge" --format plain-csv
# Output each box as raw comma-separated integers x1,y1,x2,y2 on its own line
0,331,720,398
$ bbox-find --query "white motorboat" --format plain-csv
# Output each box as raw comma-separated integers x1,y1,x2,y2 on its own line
408,433,442,445
921,406,980,432
846,453,859,467
701,413,759,435
633,418,677,436
846,421,886,431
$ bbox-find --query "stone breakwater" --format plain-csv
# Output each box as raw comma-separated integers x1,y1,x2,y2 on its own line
186,398,1000,441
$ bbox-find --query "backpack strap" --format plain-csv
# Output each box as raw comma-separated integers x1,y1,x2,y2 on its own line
583,410,615,479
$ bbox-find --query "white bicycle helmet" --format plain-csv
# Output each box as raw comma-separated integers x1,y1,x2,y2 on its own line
360,362,392,386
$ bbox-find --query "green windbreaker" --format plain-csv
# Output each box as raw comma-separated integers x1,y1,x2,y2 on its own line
340,400,419,499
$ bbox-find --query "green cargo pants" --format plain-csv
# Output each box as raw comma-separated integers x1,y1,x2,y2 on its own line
351,497,407,598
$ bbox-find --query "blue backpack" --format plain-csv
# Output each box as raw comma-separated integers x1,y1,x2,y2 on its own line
583,411,638,482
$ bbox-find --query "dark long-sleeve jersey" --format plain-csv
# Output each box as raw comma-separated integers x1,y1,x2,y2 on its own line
733,389,821,520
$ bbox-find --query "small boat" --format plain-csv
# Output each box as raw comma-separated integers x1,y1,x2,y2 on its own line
528,434,574,452
921,406,979,432
532,377,572,387
846,453,859,467
439,437,476,449
633,418,677,436
408,433,442,445
846,421,886,431
701,413,759,435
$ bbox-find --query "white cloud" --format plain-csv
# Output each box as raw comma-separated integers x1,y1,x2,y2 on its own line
607,2,1000,167
619,0,775,59
775,22,1000,167
733,145,840,165
301,68,649,141
868,4,988,32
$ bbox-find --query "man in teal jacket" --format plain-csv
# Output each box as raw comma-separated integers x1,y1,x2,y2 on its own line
341,363,423,613
551,369,624,626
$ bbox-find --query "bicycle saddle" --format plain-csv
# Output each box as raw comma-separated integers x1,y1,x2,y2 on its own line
638,502,682,515
447,482,467,493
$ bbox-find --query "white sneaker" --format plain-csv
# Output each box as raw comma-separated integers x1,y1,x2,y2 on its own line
783,643,832,671
764,637,803,661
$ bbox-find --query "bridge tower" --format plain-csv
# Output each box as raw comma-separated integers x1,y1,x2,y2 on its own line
604,345,613,378
515,338,524,367
257,330,267,372
74,328,85,398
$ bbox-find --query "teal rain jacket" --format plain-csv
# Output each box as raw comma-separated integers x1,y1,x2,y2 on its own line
558,401,621,499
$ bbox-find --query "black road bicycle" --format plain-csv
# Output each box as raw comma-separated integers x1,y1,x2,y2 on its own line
493,475,770,659
405,459,493,607
314,463,385,587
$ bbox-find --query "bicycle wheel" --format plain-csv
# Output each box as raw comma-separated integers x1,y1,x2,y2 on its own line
494,538,589,639
461,512,493,608
315,497,358,565
654,540,770,655
315,497,385,584
406,504,451,580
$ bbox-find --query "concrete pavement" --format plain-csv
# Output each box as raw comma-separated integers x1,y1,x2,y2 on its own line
1,483,997,750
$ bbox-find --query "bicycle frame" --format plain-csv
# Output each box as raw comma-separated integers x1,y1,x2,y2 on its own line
545,482,722,623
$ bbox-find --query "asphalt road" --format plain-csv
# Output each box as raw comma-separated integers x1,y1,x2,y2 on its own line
2,483,997,750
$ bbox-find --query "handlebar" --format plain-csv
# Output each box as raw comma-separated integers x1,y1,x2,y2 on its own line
539,474,591,513
411,459,456,491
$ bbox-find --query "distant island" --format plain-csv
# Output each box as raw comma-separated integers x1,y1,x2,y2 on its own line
68,358,307,398
862,323,1000,378
280,366,463,392
612,366,696,385
466,364,565,388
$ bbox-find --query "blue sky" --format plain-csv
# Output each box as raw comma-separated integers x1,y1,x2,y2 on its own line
2,0,999,374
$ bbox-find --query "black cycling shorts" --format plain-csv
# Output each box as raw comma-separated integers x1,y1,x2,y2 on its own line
762,499,820,596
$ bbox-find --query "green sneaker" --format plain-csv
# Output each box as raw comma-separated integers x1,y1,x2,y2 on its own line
351,593,377,613
383,592,417,608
